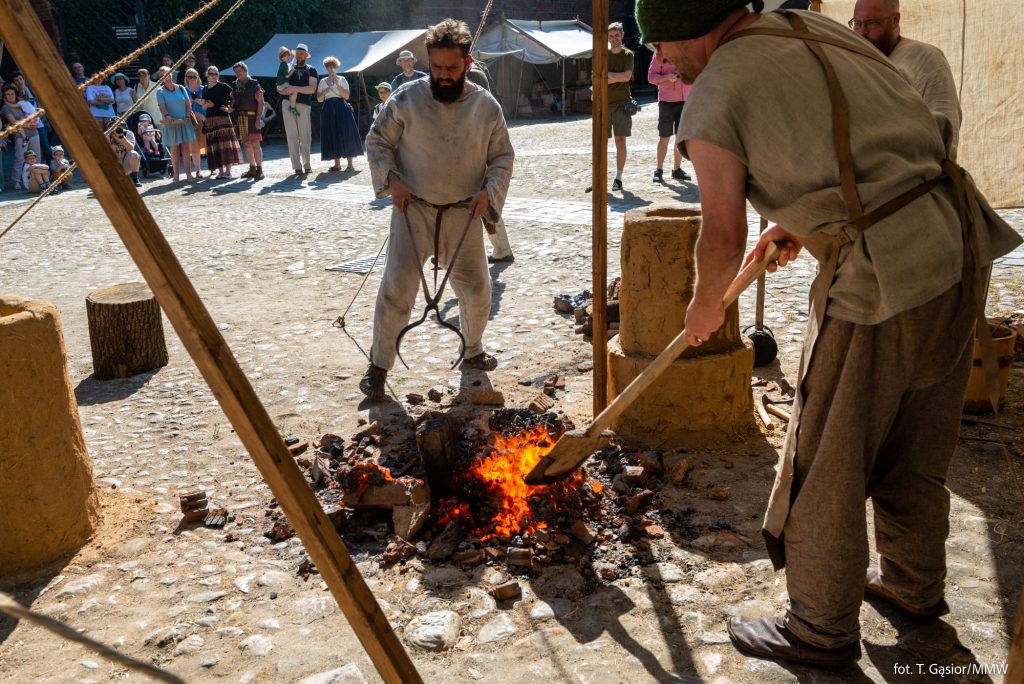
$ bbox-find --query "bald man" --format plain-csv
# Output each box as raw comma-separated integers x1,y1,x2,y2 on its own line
851,0,961,157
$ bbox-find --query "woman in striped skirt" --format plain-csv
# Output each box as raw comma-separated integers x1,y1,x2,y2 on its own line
197,65,242,179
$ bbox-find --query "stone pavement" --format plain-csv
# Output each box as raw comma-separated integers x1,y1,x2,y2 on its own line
0,109,1022,683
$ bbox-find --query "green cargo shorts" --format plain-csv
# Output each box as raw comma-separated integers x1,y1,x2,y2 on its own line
608,102,632,138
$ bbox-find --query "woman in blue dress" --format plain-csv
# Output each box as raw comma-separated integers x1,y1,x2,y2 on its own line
156,66,196,181
316,56,363,172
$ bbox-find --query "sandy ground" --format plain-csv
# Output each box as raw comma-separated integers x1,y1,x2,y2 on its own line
1,106,1023,683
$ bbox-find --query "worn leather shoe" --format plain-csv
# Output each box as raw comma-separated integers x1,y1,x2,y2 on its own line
358,364,387,402
865,565,949,621
727,616,860,668
462,352,498,371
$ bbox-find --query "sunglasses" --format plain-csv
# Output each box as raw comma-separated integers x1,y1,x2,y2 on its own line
187,75,199,79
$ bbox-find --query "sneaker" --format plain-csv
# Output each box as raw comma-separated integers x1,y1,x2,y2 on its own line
39,182,50,191
359,364,387,402
672,167,692,181
462,352,498,371
303,167,312,175
612,178,623,192
652,169,664,183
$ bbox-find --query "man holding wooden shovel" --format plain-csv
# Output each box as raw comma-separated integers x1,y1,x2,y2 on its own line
634,0,1021,668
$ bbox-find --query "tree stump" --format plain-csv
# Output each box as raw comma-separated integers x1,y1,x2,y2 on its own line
86,282,168,379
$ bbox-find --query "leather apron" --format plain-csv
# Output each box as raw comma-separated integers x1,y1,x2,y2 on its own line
722,11,999,569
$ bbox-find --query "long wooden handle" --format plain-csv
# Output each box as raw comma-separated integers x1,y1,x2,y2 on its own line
756,217,768,328
0,3,421,683
585,242,781,438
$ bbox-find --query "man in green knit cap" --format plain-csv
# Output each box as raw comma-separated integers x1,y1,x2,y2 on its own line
635,0,1020,670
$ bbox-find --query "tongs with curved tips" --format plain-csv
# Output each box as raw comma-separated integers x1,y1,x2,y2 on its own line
395,207,476,370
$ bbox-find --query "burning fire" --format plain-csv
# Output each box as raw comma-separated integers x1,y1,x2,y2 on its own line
443,423,592,542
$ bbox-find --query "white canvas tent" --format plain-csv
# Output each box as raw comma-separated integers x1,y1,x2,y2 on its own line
243,30,428,79
473,19,594,118
818,1,1021,208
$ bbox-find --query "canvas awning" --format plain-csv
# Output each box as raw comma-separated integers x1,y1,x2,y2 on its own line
474,19,593,65
242,30,428,78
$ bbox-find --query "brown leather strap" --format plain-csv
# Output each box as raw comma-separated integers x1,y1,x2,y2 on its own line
411,195,473,288
723,22,899,74
848,174,944,233
789,13,863,219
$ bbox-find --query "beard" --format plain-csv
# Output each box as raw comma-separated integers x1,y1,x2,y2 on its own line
430,70,466,103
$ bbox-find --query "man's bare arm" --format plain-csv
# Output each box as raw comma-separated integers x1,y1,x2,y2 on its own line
682,138,749,346
608,70,633,84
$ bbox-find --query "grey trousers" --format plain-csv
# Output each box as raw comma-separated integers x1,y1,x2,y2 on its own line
283,103,312,172
370,202,491,370
781,282,975,648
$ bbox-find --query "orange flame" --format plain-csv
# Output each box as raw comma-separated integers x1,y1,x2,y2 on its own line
467,425,574,541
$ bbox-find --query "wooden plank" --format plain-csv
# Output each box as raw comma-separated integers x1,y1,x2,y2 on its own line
1009,589,1024,683
0,3,421,683
592,0,609,415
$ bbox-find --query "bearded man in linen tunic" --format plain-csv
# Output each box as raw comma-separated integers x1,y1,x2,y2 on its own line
851,0,962,157
635,0,1021,668
360,18,514,401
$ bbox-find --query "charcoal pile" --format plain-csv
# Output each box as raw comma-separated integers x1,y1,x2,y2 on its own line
266,407,714,585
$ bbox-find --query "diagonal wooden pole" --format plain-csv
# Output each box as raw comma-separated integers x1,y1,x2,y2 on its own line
0,2,421,682
591,0,609,415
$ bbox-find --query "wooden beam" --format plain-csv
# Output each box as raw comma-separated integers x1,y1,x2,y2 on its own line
1009,589,1024,683
0,2,421,683
592,0,609,415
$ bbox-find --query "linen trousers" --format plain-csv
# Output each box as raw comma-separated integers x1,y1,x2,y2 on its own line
780,281,975,648
370,202,492,370
283,102,312,172
486,217,513,260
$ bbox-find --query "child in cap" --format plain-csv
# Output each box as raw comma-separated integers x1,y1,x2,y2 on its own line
49,145,73,190
373,82,392,119
22,150,52,194
137,113,159,156
275,46,299,116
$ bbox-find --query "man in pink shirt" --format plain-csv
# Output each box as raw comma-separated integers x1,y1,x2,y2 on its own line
647,46,692,183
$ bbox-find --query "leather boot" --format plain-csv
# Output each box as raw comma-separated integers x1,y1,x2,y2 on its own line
864,565,949,621
240,165,255,179
727,616,860,668
254,166,265,181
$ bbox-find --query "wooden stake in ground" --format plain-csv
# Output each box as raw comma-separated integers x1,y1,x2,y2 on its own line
1009,589,1024,682
0,2,421,682
592,0,609,415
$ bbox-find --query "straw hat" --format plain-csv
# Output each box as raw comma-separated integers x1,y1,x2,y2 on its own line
395,49,416,65
375,82,392,91
278,46,291,58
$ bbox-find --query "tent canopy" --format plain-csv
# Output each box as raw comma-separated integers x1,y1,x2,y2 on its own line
474,19,593,64
242,30,428,78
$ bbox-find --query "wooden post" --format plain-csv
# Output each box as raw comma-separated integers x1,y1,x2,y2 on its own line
591,0,609,415
1009,589,1024,683
0,2,421,683
86,283,168,379
810,1,823,11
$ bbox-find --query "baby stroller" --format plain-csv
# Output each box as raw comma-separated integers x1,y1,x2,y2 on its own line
132,113,170,178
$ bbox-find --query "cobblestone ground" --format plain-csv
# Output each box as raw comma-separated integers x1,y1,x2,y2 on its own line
1,107,1023,683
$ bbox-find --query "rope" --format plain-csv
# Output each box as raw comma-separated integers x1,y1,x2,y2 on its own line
0,0,249,244
332,236,389,329
0,0,225,142
0,592,185,683
470,0,497,52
